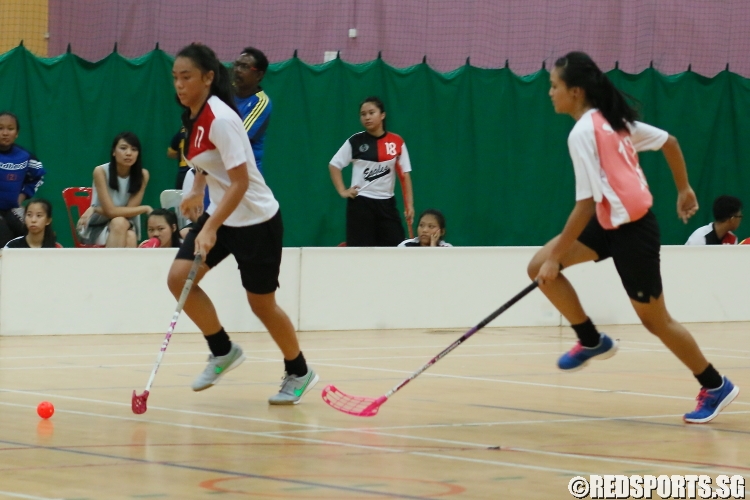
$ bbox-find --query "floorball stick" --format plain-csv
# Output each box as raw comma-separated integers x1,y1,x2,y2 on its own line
321,280,539,417
132,254,202,414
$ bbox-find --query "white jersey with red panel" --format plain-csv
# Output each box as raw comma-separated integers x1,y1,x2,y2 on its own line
329,131,412,200
685,223,738,245
184,95,279,227
568,109,668,229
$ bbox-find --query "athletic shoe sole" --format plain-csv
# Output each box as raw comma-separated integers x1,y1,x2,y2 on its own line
269,372,321,405
559,339,619,372
684,386,740,424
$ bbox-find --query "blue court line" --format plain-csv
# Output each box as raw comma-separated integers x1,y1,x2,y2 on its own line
0,439,434,500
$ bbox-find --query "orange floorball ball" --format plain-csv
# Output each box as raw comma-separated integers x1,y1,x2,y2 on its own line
37,401,55,419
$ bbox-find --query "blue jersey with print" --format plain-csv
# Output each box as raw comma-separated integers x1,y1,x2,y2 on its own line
0,145,45,210
234,90,272,173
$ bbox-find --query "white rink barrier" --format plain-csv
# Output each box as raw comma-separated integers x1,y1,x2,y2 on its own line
1,246,749,335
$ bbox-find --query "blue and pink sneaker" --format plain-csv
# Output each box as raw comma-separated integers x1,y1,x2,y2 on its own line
684,376,739,424
557,334,618,371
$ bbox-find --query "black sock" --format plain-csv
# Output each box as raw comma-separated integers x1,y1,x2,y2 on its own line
695,364,723,390
205,328,231,357
284,352,308,377
572,318,601,348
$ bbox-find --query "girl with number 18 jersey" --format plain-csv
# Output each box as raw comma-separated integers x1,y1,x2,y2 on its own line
329,96,414,246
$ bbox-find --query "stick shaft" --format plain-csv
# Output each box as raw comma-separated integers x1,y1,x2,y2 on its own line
384,281,539,398
397,167,413,238
143,254,202,392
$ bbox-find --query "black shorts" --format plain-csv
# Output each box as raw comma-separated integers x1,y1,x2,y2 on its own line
346,195,405,247
577,210,662,303
175,210,283,294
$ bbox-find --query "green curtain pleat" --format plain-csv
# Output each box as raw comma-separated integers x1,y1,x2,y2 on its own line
1,47,746,247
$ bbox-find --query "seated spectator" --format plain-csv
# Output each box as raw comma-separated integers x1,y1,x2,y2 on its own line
4,198,60,248
77,132,151,247
0,112,46,247
139,208,181,248
399,209,452,247
686,195,742,245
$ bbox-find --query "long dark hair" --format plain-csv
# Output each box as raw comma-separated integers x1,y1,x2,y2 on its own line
148,208,181,247
25,197,57,247
176,43,240,117
109,131,144,193
554,52,638,132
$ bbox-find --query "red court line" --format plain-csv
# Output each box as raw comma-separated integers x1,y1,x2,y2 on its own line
199,475,466,498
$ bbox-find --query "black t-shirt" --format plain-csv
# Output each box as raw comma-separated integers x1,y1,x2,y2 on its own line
4,236,59,248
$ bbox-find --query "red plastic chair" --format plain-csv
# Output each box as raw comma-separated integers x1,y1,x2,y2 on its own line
62,187,104,248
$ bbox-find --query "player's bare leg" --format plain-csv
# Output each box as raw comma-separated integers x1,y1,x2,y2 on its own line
527,235,598,324
248,291,318,405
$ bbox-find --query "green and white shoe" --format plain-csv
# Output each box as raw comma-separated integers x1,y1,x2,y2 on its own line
268,369,319,405
191,342,246,391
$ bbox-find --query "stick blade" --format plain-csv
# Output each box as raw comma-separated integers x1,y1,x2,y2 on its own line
321,385,386,417
132,390,149,414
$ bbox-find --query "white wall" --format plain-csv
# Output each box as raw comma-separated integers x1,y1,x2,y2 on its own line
298,247,560,331
1,246,749,335
0,248,300,335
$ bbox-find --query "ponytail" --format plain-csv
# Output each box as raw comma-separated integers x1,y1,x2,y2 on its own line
25,198,57,248
175,43,240,117
554,52,638,132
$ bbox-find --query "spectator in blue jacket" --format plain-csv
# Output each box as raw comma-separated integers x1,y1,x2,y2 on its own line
0,112,46,247
233,47,272,174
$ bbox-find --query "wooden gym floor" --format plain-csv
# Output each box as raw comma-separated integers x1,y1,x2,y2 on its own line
0,323,748,499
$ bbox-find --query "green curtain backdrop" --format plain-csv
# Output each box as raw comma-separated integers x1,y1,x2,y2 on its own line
1,46,748,248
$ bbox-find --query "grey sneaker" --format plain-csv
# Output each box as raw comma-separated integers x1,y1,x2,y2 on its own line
268,369,319,405
191,342,246,391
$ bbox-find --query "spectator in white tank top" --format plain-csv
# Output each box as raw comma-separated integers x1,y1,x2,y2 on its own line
77,132,151,247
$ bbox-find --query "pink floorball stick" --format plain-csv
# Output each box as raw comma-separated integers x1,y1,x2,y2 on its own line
132,254,202,414
321,280,539,417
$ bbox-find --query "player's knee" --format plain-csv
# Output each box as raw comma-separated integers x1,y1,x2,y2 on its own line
248,295,275,319
109,217,130,233
167,268,186,297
